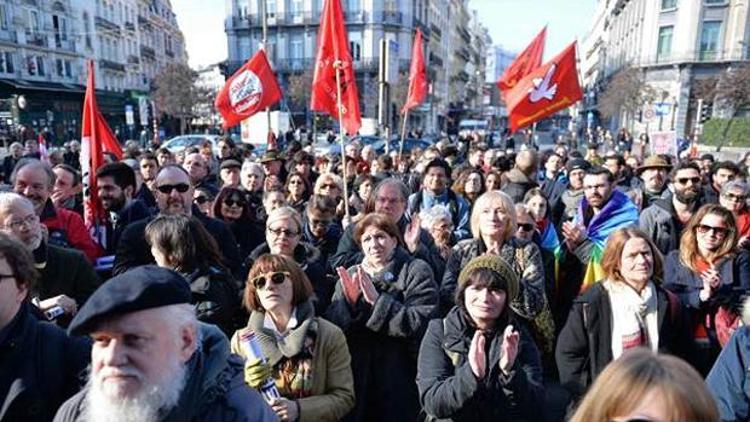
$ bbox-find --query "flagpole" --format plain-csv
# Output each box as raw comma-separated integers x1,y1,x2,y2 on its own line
260,0,273,148
334,60,350,220
399,109,409,163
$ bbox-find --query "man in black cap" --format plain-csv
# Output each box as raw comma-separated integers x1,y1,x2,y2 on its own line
556,158,590,225
54,266,276,422
0,232,90,421
218,159,242,189
113,165,241,276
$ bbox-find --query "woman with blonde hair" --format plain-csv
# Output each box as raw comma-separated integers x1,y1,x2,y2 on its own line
664,203,750,373
571,349,719,422
557,227,691,401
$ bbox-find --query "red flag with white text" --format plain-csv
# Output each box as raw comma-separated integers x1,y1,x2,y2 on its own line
310,0,361,136
402,29,428,114
37,133,49,164
215,49,282,129
80,60,123,234
506,41,583,133
497,26,546,97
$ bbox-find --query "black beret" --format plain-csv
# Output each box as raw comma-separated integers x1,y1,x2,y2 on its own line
68,265,191,336
220,159,242,170
566,158,591,173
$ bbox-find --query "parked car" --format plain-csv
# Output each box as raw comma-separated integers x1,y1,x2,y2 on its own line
325,135,383,156
161,134,221,157
372,137,434,155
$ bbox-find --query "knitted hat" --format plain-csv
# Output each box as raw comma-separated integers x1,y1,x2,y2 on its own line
457,255,519,301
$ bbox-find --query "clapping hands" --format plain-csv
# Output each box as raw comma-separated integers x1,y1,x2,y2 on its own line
336,265,380,306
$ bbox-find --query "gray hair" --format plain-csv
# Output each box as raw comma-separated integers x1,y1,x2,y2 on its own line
266,206,302,232
374,177,410,202
721,180,750,197
10,158,56,188
241,161,264,176
0,192,35,213
419,204,453,231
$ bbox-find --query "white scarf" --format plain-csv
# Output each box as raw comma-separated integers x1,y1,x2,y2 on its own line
603,279,659,359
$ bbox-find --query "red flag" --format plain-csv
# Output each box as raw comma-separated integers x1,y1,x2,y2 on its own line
497,26,546,97
310,0,361,136
80,60,123,232
402,29,428,114
215,49,282,129
506,42,583,133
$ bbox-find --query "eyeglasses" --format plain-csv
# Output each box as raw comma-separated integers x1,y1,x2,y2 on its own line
696,224,728,237
722,192,747,202
517,223,535,232
267,227,299,237
223,198,246,207
251,271,289,290
3,214,38,231
193,196,210,205
676,177,701,185
156,183,190,194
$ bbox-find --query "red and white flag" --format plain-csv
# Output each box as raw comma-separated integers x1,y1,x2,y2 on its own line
80,60,123,233
214,49,282,129
497,26,546,98
310,0,361,136
37,133,49,164
402,28,428,114
506,41,583,132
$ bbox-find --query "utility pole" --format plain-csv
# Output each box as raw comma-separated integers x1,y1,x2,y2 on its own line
378,38,391,153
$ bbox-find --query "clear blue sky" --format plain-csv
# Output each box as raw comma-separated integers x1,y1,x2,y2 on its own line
172,0,597,68
470,0,597,60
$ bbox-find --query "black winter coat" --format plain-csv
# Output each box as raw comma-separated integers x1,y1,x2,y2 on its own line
555,282,692,400
325,248,438,422
417,308,544,421
0,304,90,422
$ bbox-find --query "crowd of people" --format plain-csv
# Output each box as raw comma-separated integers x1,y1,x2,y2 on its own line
4,130,750,421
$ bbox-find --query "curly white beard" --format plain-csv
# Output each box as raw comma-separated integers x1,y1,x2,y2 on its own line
82,358,188,422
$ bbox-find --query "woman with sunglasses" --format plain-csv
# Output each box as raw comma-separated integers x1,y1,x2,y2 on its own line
192,186,215,217
232,254,355,422
326,213,438,422
214,186,264,259
285,171,312,213
417,255,544,421
570,349,719,422
663,204,750,374
245,206,330,314
718,181,750,250
145,214,240,336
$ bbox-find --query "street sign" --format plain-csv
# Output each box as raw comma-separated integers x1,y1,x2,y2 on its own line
125,105,134,126
643,107,655,121
654,102,671,117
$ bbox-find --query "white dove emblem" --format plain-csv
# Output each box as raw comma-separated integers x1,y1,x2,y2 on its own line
528,64,558,103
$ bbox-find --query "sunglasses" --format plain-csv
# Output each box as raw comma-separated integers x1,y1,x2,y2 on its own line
696,224,728,236
722,192,747,202
676,177,701,185
517,223,535,232
193,196,210,205
267,227,299,237
251,271,289,290
224,198,246,207
157,183,190,194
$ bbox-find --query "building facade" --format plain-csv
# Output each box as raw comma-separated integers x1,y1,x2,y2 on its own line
581,0,750,137
224,0,489,134
0,0,187,143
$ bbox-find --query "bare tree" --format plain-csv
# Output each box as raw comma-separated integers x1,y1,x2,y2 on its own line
597,67,656,122
286,67,314,109
152,63,200,135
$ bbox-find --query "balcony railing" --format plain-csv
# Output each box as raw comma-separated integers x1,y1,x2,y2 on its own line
232,9,404,28
138,15,151,27
95,16,120,34
127,55,139,64
25,32,47,47
140,45,156,60
636,48,749,67
430,24,442,39
165,50,174,58
100,59,126,72
224,56,409,76
124,21,135,31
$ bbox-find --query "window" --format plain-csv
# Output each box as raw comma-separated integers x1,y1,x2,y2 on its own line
704,0,726,4
84,13,92,48
349,41,361,61
64,60,71,77
699,21,721,60
53,15,68,48
661,0,677,9
291,37,303,69
0,52,13,73
657,26,673,61
290,0,303,16
57,58,63,76
266,0,276,18
28,9,40,34
0,4,8,30
36,57,44,76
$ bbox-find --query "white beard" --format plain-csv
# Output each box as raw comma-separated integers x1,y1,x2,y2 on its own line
82,359,188,422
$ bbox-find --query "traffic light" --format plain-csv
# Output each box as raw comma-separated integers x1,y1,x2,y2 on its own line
698,100,713,123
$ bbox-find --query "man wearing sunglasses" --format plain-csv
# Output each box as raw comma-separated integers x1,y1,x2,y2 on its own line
640,161,710,255
113,165,241,277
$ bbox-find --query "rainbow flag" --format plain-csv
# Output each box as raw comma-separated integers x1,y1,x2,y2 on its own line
539,218,563,292
574,189,639,290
